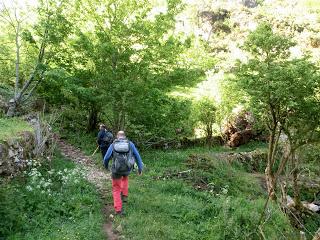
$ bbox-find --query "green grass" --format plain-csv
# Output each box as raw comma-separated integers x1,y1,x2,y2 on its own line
0,117,32,142
0,152,105,240
59,131,320,239
110,149,296,240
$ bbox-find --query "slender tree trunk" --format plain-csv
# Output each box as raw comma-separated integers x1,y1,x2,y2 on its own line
265,168,276,200
87,106,98,132
6,10,48,117
279,180,288,211
292,150,302,211
15,21,20,99
117,109,125,131
265,127,277,200
7,21,21,117
206,123,213,145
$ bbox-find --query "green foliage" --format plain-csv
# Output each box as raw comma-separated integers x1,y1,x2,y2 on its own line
33,0,205,135
193,97,217,140
304,214,320,240
190,156,265,197
243,23,295,61
0,117,32,142
0,153,104,239
234,22,320,143
298,145,320,177
127,90,194,140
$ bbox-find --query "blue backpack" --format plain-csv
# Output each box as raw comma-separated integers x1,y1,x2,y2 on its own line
112,139,135,174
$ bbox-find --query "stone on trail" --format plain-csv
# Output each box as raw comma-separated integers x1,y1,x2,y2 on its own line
115,224,123,233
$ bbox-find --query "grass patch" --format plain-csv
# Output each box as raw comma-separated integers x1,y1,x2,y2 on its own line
61,132,318,239
0,152,105,240
113,149,297,240
0,117,32,142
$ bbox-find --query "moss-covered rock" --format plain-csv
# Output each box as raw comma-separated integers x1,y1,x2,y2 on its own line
0,131,35,176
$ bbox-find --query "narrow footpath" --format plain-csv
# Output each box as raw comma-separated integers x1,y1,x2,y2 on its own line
55,135,119,240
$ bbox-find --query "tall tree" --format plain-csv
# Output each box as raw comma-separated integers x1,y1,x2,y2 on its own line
38,0,204,135
233,23,320,201
0,0,72,116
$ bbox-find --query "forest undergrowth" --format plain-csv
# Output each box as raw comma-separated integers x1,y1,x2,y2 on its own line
0,152,105,240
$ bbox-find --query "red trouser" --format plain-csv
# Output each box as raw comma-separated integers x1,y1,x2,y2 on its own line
112,176,129,212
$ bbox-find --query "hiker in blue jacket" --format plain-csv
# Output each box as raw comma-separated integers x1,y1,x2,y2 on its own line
103,131,143,215
97,124,113,159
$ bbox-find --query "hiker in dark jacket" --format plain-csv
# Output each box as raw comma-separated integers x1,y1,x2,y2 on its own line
103,131,143,215
97,124,113,159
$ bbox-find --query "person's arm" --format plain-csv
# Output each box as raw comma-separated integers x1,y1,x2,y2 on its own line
103,144,113,169
130,142,143,173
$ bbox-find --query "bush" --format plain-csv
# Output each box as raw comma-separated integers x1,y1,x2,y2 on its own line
0,153,104,239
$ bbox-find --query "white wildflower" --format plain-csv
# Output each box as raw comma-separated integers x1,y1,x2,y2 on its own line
222,188,228,195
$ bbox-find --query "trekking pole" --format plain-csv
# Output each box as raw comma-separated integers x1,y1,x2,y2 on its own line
91,146,99,156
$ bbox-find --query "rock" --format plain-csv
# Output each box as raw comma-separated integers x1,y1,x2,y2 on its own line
14,156,20,163
8,149,15,158
227,129,253,147
1,130,36,177
311,37,320,48
242,0,258,8
287,195,295,208
0,95,8,113
303,202,320,213
211,149,267,172
116,224,123,233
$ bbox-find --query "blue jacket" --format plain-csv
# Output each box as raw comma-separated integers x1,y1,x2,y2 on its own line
103,140,143,173
97,130,113,148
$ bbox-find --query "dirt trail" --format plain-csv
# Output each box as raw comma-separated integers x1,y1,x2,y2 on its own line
55,135,119,240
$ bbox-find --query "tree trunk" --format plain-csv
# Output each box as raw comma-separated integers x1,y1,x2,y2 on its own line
265,166,277,200
6,99,17,117
265,127,277,200
206,123,213,145
117,110,125,131
6,21,21,117
87,106,98,132
15,21,20,99
279,180,288,211
6,12,48,117
292,151,302,211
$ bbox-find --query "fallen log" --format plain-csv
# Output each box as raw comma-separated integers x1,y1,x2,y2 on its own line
153,169,192,180
286,195,320,213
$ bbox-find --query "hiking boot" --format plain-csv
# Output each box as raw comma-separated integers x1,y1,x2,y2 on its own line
115,210,125,216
